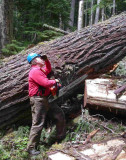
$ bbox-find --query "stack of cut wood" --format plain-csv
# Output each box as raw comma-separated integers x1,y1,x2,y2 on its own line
85,78,126,115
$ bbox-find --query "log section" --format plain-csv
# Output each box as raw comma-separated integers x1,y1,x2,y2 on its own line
85,78,126,114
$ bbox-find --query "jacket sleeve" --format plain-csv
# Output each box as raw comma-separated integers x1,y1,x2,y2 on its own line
31,69,56,88
43,60,52,75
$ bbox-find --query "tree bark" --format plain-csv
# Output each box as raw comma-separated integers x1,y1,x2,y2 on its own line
78,0,84,30
0,13,126,128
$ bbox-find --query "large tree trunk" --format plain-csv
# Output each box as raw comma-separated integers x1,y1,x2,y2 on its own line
0,13,126,128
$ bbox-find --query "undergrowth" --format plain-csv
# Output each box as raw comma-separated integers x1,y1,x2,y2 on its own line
1,40,25,56
0,110,126,160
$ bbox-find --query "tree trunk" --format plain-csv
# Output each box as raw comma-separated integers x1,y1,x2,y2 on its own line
67,0,76,32
59,14,63,30
101,7,105,22
0,0,13,53
78,0,84,30
85,0,88,27
112,0,116,16
95,0,101,24
0,13,126,128
90,0,94,26
0,0,5,52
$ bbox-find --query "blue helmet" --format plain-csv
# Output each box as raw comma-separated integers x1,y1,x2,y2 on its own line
27,53,40,63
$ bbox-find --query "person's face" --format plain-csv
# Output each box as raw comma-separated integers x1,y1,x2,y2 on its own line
35,57,44,67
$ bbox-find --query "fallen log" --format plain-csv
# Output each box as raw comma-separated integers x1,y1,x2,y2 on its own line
43,24,69,35
0,12,126,128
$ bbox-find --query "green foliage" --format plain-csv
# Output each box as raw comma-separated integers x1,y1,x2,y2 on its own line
2,40,25,56
0,126,29,160
13,0,70,44
0,126,55,160
24,29,63,42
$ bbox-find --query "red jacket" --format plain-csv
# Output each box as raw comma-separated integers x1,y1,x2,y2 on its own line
28,60,56,97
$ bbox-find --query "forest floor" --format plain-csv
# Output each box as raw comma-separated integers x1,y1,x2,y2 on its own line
0,108,126,160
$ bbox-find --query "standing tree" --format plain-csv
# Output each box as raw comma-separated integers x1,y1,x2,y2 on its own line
90,0,94,26
85,0,88,27
101,7,105,21
95,0,101,24
78,0,84,30
68,0,76,32
0,0,13,53
113,0,116,15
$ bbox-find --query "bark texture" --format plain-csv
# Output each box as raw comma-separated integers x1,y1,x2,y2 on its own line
0,13,126,128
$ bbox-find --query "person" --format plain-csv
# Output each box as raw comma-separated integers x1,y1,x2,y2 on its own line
27,53,66,155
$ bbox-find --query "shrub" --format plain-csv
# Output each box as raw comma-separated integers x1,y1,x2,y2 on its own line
2,40,25,56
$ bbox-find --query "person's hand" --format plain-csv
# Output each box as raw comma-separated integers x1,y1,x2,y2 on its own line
55,79,59,83
41,54,48,61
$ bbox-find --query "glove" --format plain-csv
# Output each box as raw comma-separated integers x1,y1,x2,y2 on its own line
41,54,48,60
55,79,59,83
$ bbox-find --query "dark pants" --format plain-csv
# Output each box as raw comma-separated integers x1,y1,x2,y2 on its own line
27,96,66,150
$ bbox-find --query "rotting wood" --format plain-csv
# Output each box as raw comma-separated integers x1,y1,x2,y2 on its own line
0,12,126,128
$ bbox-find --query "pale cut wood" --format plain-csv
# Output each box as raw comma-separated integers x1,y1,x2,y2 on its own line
85,78,126,113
